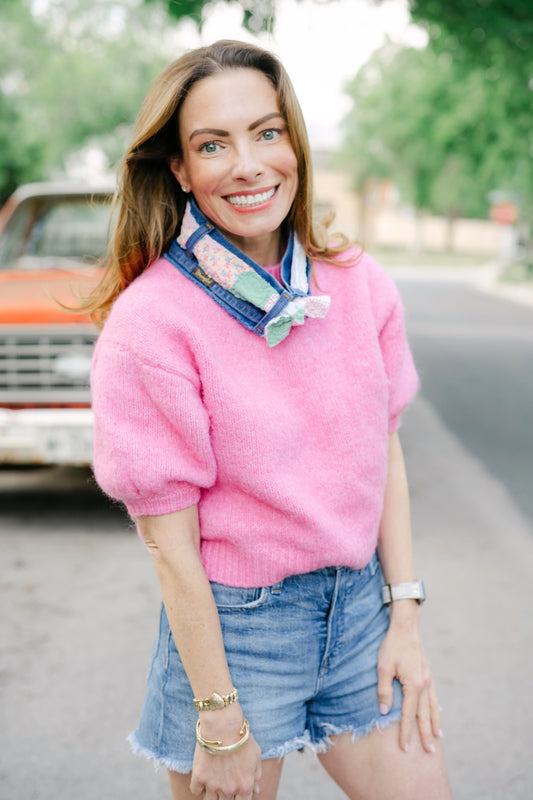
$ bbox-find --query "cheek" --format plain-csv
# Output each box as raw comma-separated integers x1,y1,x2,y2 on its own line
187,158,223,192
279,147,298,184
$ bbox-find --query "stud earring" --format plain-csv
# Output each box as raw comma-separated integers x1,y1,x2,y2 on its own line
181,185,189,193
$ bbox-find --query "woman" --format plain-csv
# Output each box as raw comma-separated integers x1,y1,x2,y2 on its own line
89,40,453,800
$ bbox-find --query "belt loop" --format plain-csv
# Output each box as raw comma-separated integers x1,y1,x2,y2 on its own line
185,222,214,252
254,290,292,334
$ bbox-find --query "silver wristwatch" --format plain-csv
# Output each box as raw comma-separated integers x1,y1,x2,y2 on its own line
381,580,426,606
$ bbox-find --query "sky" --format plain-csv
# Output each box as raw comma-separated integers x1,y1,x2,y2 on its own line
171,0,427,148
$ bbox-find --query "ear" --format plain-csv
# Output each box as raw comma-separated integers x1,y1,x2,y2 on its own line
168,156,191,194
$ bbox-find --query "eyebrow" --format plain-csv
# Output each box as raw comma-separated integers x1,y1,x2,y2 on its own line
189,112,285,142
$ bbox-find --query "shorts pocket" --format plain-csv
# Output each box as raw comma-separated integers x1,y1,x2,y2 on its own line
210,582,270,612
361,552,379,577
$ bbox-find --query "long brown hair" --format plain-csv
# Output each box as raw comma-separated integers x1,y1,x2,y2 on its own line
83,40,350,324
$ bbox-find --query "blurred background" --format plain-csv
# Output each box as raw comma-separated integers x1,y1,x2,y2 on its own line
2,1,533,799
1,0,532,270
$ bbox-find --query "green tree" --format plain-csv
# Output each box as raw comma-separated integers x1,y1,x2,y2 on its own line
341,39,533,241
0,93,45,200
1,0,325,203
145,0,345,33
0,0,48,201
0,0,217,203
144,0,281,33
342,45,478,213
408,0,533,225
405,0,533,79
363,0,533,249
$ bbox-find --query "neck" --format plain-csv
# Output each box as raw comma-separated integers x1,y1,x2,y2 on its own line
221,229,282,267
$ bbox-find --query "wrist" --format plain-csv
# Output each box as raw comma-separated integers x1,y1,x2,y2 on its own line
199,701,244,740
193,686,238,712
388,598,421,628
196,715,250,755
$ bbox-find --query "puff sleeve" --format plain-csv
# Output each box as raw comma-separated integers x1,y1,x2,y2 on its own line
91,341,217,518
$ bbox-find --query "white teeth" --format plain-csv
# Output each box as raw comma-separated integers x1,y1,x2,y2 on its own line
226,187,276,207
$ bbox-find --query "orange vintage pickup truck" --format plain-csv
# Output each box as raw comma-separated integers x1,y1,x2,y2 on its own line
0,181,114,465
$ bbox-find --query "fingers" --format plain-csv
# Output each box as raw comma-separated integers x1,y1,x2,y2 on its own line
253,765,262,795
234,786,259,800
397,653,429,752
429,679,443,739
399,681,419,752
191,765,262,800
235,772,262,800
400,676,444,755
415,688,435,753
200,786,254,800
379,620,444,756
193,781,257,800
377,657,395,716
190,734,262,799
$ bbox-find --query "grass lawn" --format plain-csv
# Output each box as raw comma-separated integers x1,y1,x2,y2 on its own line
368,247,492,268
500,261,533,283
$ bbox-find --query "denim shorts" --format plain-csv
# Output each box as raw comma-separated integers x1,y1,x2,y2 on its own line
128,553,403,773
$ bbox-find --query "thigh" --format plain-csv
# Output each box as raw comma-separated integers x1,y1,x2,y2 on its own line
168,757,284,800
317,723,453,800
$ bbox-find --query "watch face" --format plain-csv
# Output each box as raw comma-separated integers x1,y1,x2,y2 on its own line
383,581,425,604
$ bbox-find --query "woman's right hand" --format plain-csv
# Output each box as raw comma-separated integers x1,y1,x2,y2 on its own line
137,508,262,797
190,705,262,800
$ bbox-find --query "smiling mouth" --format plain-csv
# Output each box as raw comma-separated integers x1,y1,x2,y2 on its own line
225,187,277,208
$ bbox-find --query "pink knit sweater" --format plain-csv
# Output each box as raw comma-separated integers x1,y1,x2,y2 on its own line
91,248,418,586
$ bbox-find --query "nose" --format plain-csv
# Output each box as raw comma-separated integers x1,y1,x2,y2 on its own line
231,142,264,182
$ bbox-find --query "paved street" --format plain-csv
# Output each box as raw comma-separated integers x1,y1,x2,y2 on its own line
2,271,533,800
399,272,533,526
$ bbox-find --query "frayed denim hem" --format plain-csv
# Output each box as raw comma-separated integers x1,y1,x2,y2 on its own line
308,710,403,756
127,732,193,774
127,711,402,771
260,732,312,761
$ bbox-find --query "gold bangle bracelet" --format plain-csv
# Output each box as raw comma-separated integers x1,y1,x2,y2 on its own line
195,717,250,755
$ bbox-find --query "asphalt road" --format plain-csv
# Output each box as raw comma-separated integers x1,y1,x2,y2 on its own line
2,272,533,800
398,273,533,527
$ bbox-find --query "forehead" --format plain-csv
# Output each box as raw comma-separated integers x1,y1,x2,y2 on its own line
179,68,280,132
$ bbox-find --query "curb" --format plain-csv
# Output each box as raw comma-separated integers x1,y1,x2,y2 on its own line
477,280,533,308
387,262,533,310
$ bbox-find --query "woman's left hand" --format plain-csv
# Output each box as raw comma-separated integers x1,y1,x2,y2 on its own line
376,603,442,754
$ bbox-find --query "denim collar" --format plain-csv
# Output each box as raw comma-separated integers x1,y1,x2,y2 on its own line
164,199,330,347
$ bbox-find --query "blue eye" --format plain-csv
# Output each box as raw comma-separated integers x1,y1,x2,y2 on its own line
261,129,281,142
200,141,220,154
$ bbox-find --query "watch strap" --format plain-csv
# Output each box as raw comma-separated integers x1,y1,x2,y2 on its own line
382,580,426,605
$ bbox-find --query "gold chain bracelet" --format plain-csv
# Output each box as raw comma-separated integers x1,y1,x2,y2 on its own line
196,717,250,755
193,687,239,712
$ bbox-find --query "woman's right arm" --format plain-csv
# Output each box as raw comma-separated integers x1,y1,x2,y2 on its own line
137,506,262,799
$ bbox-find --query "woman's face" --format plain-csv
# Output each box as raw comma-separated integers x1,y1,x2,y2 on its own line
170,68,298,265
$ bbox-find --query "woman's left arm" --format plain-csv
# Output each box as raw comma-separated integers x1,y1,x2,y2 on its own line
377,431,443,754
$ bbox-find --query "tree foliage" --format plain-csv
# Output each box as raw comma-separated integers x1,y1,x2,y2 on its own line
406,0,533,79
0,0,178,203
341,39,533,221
344,0,533,224
0,0,302,203
144,0,276,33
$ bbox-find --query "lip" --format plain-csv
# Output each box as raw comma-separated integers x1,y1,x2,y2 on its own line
224,186,278,212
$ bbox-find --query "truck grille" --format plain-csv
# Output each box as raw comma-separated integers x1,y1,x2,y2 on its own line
0,326,97,404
